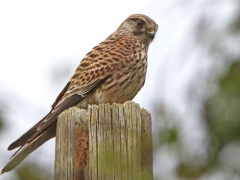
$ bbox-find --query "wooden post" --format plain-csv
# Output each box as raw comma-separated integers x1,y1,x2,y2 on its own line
54,101,152,180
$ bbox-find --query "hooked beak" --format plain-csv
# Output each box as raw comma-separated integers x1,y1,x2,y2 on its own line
147,31,156,40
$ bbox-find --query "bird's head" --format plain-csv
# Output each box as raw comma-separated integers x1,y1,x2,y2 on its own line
117,14,158,46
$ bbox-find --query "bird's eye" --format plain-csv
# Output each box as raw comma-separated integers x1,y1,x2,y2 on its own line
136,19,145,27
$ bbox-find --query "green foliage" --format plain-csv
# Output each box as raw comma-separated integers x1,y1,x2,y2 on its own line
176,163,207,179
206,61,240,150
160,128,178,144
0,113,3,131
15,162,52,180
0,102,7,132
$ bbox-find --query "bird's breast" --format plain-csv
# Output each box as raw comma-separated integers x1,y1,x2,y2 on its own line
95,56,147,104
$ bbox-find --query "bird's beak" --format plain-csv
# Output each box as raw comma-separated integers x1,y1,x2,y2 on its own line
147,30,155,40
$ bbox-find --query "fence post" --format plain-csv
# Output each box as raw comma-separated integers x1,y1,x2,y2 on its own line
54,101,152,180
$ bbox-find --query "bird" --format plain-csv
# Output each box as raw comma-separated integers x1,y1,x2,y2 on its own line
0,13,158,175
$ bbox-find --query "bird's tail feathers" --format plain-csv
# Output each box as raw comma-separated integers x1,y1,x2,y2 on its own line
0,125,55,175
8,115,49,151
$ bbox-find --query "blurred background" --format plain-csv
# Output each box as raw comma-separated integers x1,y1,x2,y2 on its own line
1,0,240,179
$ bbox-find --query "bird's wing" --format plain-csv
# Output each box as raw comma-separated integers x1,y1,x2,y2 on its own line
30,36,137,141
8,64,119,151
1,36,136,174
8,36,135,151
3,59,119,173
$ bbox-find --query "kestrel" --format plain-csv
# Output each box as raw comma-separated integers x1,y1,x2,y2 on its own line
0,14,158,175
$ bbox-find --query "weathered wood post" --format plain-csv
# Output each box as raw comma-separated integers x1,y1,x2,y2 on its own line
54,101,152,180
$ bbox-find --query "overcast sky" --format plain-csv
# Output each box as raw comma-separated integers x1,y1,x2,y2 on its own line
0,0,238,179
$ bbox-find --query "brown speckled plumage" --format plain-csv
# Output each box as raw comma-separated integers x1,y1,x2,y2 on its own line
0,14,158,175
